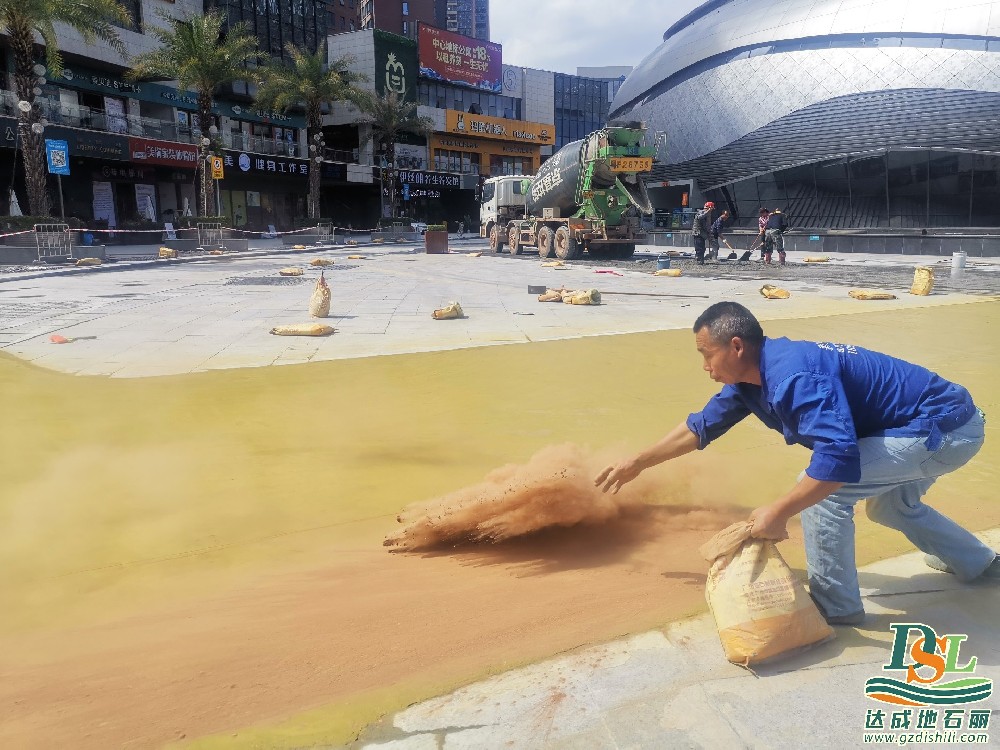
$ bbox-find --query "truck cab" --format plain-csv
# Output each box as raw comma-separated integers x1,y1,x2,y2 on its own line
480,176,528,251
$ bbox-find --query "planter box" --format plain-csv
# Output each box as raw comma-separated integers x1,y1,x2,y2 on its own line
424,230,448,254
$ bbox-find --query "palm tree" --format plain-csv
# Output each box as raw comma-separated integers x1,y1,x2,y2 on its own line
255,41,366,221
1,0,131,215
353,90,433,221
129,10,258,216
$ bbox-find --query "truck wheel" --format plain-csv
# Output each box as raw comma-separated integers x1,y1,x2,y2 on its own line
508,226,521,255
537,226,554,258
615,243,635,260
554,226,581,260
489,224,504,253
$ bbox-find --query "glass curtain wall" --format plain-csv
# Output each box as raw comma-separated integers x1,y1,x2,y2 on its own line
553,74,610,149
418,82,521,119
707,150,1000,229
218,0,323,58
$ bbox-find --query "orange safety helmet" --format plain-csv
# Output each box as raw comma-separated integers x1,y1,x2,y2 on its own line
704,201,715,209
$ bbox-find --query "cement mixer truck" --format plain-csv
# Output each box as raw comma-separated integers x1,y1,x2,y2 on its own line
480,124,655,259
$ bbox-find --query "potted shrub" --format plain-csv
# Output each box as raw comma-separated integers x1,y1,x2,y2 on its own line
424,223,448,254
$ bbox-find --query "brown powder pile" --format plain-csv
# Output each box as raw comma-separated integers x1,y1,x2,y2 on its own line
385,443,676,551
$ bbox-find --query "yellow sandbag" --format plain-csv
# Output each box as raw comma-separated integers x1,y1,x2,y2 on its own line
803,256,830,263
158,247,177,259
562,288,601,305
760,284,790,299
849,289,896,300
347,255,366,260
432,301,464,320
541,260,565,267
292,244,306,249
209,249,224,255
466,251,483,257
537,288,564,302
346,240,359,246
309,271,331,318
703,522,834,665
269,323,335,336
278,267,303,276
310,258,335,266
910,266,934,296
654,268,682,277
372,238,385,244
75,257,102,266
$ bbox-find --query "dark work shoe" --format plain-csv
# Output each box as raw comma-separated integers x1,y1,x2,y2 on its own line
825,610,866,626
925,553,1000,579
808,591,865,626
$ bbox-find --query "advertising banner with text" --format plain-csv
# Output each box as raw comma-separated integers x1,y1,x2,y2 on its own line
444,110,554,145
418,24,501,93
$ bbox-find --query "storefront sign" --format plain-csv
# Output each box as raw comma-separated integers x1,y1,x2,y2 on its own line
374,30,418,103
224,150,309,177
50,64,305,127
52,66,141,95
501,143,535,155
210,156,224,179
93,165,154,181
56,128,129,160
444,110,554,145
129,137,199,168
434,135,480,151
418,24,502,93
396,169,461,189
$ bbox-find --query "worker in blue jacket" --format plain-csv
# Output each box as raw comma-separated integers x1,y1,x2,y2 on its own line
595,301,997,625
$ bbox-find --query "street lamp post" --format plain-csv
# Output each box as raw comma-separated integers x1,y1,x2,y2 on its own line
308,131,325,221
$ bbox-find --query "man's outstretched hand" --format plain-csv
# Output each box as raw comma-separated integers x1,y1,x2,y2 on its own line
594,459,642,494
748,503,790,541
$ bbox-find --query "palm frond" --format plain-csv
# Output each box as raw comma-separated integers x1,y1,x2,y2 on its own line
256,41,367,128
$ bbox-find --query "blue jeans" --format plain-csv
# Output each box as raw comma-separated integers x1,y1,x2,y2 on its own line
801,410,993,618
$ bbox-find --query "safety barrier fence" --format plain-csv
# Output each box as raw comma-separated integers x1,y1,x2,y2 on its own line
0,223,394,240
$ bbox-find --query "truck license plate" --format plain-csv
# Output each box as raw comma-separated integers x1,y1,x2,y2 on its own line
608,157,653,172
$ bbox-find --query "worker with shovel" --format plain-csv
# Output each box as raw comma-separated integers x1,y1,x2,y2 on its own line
595,301,997,625
708,210,731,261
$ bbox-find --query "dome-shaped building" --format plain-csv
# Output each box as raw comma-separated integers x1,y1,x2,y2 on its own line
611,0,1000,228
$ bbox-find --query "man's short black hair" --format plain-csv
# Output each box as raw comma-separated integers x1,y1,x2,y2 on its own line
693,302,764,349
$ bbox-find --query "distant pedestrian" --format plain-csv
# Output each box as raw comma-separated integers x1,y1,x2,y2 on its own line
708,209,730,260
458,220,465,239
764,209,788,265
692,201,714,265
755,208,770,260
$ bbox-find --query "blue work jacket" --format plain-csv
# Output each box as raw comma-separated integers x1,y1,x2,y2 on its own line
686,337,977,483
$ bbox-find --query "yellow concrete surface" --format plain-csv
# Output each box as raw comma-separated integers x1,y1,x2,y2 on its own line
1,301,998,747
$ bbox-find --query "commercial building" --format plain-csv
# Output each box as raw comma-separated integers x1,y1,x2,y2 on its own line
329,0,361,36
327,25,555,227
1,0,321,229
611,0,1000,229
359,0,442,38
446,0,489,41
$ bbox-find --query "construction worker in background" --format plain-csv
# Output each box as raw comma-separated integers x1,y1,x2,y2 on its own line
764,208,788,265
755,208,770,260
692,201,714,265
708,209,731,261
